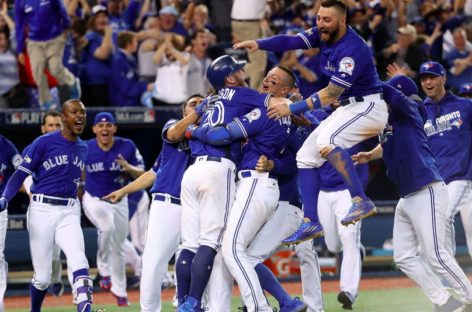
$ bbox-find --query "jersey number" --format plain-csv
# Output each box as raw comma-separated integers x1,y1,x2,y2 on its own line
202,101,225,127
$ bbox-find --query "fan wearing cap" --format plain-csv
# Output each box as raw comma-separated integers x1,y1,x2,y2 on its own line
459,83,472,99
79,5,114,107
419,62,472,263
82,112,146,306
353,74,472,311
159,5,188,37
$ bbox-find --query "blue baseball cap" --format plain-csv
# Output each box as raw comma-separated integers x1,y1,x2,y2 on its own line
386,75,418,97
94,112,115,125
418,61,446,78
458,83,472,96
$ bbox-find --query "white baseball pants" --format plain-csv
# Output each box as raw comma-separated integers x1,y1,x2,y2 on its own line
140,196,181,312
0,211,7,312
444,180,472,258
27,197,89,291
82,192,128,297
393,182,472,305
222,172,279,312
297,95,388,168
318,189,362,298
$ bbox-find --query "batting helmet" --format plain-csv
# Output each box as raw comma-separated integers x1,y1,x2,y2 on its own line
206,55,246,89
386,75,418,97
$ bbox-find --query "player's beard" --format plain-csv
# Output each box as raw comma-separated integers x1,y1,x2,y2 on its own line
318,26,340,44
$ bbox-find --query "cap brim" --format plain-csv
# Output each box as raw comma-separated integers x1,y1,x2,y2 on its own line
418,70,442,77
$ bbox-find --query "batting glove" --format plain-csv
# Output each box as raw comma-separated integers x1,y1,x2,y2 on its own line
185,124,198,140
0,197,8,212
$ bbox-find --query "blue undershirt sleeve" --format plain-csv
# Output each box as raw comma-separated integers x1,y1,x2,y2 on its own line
2,170,29,202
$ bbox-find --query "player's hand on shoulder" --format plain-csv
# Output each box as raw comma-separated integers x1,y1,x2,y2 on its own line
233,40,259,53
352,151,372,165
267,97,291,119
102,191,123,203
0,197,8,212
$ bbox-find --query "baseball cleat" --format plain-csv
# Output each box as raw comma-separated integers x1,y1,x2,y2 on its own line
341,197,377,226
113,293,130,307
282,218,324,245
280,297,308,312
50,282,64,296
99,276,111,290
177,296,202,312
337,291,354,310
434,296,464,312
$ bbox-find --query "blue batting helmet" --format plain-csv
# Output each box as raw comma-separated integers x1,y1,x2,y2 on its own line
386,75,418,97
206,55,246,89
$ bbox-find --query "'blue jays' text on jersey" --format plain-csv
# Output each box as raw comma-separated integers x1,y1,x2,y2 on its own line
381,86,442,197
232,106,291,171
423,92,472,183
0,136,22,195
298,26,383,98
189,88,271,162
18,130,88,198
85,137,144,198
150,119,192,198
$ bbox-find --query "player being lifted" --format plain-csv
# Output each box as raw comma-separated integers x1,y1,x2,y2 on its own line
235,0,388,243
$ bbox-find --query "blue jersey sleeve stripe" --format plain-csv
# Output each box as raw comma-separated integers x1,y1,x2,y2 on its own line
264,94,271,107
18,166,32,175
331,76,352,88
234,118,248,138
296,33,312,49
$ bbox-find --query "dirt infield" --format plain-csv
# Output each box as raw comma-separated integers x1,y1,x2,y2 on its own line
4,276,418,309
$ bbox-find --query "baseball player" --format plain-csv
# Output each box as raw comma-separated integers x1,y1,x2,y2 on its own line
234,0,388,243
419,62,472,261
353,76,472,311
185,74,293,312
0,99,93,312
22,111,70,297
0,135,21,311
82,112,145,306
176,55,291,312
103,94,204,312
127,190,149,254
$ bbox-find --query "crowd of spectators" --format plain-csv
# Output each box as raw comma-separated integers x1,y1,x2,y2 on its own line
0,0,471,110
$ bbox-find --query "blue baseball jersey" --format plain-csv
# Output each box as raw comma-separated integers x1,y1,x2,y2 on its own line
18,130,88,198
423,92,472,183
189,88,270,162
0,136,22,194
85,137,145,198
381,86,442,197
232,106,291,171
150,119,192,198
298,27,383,98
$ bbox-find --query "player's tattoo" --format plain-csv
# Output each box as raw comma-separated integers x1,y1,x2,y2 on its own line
326,83,345,100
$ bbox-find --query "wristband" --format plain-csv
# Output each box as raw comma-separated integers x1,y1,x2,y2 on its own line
310,93,323,110
289,100,311,115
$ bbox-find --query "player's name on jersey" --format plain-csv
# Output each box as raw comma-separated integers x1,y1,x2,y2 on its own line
43,155,85,171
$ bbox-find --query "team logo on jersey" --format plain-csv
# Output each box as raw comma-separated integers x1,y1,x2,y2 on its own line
12,154,22,168
339,57,355,76
424,111,462,137
379,124,393,144
245,108,261,123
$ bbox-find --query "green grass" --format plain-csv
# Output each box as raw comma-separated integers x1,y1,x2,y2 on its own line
9,287,434,311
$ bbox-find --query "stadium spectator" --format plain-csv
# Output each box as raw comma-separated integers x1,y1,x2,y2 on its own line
151,33,189,105
183,3,217,45
80,5,114,107
444,27,472,91
186,29,212,97
107,0,141,33
159,5,188,38
138,14,161,81
381,24,428,79
0,30,23,108
110,31,153,107
458,83,472,98
14,0,81,109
